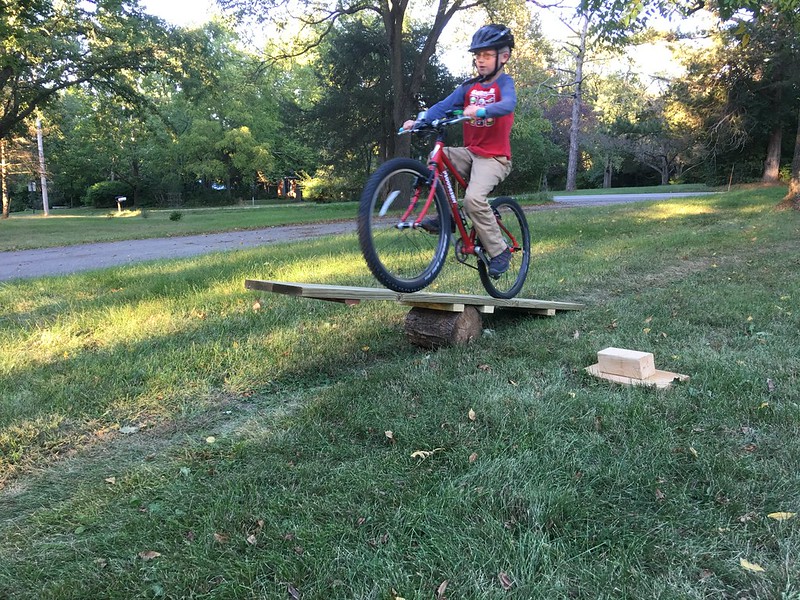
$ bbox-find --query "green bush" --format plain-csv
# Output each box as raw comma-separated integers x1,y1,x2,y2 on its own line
302,167,360,203
169,211,183,221
83,181,133,208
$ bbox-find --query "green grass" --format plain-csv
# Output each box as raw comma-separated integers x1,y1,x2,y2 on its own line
0,203,360,251
0,185,715,252
1,188,798,599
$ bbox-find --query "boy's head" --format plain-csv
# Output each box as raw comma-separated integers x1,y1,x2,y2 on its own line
469,24,514,82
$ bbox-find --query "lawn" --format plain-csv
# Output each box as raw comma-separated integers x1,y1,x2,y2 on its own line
0,187,798,599
0,203,360,251
0,184,715,252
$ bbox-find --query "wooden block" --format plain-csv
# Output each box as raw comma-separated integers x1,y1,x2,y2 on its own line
596,347,656,379
401,301,466,312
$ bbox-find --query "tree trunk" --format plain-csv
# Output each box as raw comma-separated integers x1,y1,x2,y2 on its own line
383,0,461,161
762,125,782,183
661,156,670,185
603,155,612,188
565,17,588,192
778,106,800,210
404,306,482,348
384,1,408,161
1,139,9,219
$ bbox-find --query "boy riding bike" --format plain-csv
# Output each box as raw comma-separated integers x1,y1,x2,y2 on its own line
402,24,516,277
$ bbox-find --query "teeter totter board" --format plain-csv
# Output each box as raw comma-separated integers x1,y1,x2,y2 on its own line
245,279,583,348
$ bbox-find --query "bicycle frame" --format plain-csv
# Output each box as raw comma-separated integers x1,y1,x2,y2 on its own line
412,133,521,260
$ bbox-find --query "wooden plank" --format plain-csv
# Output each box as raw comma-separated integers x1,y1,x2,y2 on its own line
585,364,689,389
244,279,584,314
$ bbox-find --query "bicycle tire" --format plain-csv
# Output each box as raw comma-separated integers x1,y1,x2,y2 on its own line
358,158,451,293
478,196,531,299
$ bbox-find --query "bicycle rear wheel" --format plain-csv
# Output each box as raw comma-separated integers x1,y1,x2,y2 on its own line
358,158,451,293
478,196,530,299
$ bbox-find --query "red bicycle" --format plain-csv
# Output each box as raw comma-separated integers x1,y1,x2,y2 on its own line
357,112,530,299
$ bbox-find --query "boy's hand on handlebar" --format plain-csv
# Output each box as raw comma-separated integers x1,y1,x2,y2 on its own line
402,119,417,131
462,105,481,119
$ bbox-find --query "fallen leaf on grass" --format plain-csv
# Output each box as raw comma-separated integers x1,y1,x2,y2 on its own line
477,364,491,372
689,447,699,458
468,408,476,421
410,448,444,460
469,453,478,463
252,301,261,311
213,533,229,544
104,477,116,485
119,426,140,435
738,512,757,523
766,378,776,392
206,436,216,444
498,571,514,590
655,488,666,501
288,583,301,599
767,512,796,521
436,580,448,599
739,558,765,573
246,534,257,546
138,551,162,561
385,431,396,444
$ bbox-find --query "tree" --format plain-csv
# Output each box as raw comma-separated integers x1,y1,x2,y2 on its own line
0,130,38,218
217,0,501,160
581,0,800,207
293,16,459,199
0,0,187,141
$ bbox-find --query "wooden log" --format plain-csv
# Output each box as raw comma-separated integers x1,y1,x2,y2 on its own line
404,306,483,348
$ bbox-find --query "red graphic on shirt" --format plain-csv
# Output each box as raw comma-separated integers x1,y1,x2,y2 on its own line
468,89,495,127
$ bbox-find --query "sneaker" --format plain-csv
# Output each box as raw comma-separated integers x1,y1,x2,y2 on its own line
488,248,512,277
419,216,441,233
419,216,454,234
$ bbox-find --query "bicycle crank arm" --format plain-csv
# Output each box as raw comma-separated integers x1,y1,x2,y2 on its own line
474,246,490,266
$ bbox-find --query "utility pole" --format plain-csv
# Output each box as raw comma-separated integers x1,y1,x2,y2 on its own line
1,139,8,219
36,117,50,216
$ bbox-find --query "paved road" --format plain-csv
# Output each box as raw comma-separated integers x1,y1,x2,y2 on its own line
0,192,715,282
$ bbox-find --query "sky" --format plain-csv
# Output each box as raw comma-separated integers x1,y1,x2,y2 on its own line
140,0,219,27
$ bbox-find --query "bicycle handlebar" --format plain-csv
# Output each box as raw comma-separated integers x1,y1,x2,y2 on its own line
397,113,472,135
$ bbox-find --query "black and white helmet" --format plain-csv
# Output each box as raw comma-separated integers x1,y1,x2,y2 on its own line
469,24,515,53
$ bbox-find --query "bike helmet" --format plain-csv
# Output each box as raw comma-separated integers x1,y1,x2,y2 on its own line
469,24,515,53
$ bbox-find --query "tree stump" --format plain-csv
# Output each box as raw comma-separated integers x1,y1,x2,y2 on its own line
404,306,482,348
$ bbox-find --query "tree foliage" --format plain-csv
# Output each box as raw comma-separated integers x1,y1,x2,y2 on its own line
0,0,192,140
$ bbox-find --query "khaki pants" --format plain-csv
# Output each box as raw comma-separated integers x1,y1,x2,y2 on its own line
444,147,512,257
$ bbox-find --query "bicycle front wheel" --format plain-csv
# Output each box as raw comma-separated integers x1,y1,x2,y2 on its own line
478,196,531,299
358,158,450,293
